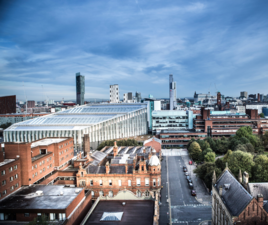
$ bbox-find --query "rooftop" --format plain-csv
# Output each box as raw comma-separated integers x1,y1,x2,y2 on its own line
84,200,154,225
0,185,83,210
31,138,68,148
248,183,268,200
0,159,15,167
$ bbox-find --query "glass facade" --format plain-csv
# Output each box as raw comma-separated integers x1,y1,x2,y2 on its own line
76,72,85,105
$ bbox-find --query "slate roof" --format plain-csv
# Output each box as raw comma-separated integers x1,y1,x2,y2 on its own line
143,137,162,145
86,166,106,174
110,166,125,174
215,170,253,216
263,201,268,213
248,183,268,200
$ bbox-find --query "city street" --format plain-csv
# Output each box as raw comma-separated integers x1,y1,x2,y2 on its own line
160,149,212,225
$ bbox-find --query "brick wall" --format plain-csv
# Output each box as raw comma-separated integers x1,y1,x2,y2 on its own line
144,139,161,152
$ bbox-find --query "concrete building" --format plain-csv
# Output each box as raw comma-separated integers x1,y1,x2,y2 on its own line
0,95,16,114
76,142,161,200
135,92,142,103
109,84,119,103
76,72,85,105
240,91,248,99
152,110,193,134
246,103,268,114
27,101,35,108
4,104,148,150
194,92,216,104
0,185,92,224
169,74,177,110
143,96,161,132
123,92,133,103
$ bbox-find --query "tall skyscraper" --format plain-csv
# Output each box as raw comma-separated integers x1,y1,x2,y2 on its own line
135,92,142,103
110,84,119,103
76,72,85,105
169,74,177,110
240,91,248,99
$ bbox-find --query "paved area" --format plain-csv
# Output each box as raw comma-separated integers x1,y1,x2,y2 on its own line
159,149,212,225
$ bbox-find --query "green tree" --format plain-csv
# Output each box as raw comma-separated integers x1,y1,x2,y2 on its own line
215,158,225,170
205,137,217,152
0,122,12,129
234,144,247,152
259,113,265,118
188,141,202,161
187,138,196,150
252,155,268,182
196,139,210,151
244,143,254,153
222,150,233,163
236,126,253,139
261,131,268,149
204,152,215,162
227,150,255,178
215,138,228,154
228,137,242,151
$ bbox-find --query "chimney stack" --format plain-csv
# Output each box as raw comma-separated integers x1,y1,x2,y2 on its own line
238,169,242,183
113,141,118,157
105,161,110,174
243,171,249,188
219,186,223,197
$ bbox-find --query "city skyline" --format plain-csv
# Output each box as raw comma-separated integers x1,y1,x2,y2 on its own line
1,0,268,100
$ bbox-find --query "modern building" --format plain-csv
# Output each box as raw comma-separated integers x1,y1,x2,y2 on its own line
0,185,92,224
0,95,16,114
194,92,216,104
212,167,268,225
0,113,50,126
143,96,161,132
27,101,35,108
109,84,119,103
76,142,161,200
245,102,268,114
169,74,177,110
4,104,148,150
135,92,142,103
123,92,133,103
76,72,85,105
4,138,74,186
240,91,248,99
152,110,194,134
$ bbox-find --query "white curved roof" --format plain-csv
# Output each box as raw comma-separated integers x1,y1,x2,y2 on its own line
149,155,160,166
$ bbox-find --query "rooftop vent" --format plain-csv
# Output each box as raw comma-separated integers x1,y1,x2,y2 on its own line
60,191,63,196
36,191,43,196
122,202,126,206
75,189,80,193
224,184,230,190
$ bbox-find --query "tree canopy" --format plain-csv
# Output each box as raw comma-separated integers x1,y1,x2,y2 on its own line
97,139,141,150
188,141,202,161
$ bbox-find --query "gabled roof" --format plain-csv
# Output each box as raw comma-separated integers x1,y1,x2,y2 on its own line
143,137,162,145
215,169,253,216
248,183,268,200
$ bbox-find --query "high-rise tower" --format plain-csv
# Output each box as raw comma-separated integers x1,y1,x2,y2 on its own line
169,74,177,110
110,84,119,103
76,72,85,105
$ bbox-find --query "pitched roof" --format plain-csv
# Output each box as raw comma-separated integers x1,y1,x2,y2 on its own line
248,183,268,200
143,137,162,145
215,170,253,216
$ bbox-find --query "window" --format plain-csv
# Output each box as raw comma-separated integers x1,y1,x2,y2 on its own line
39,162,42,166
50,164,52,167
153,179,156,187
90,180,93,186
15,183,19,188
0,213,4,220
91,191,94,196
145,190,150,197
50,213,55,221
109,180,112,186
59,213,66,221
10,186,14,191
47,166,49,169
136,190,141,197
34,164,37,168
9,167,13,172
2,180,6,186
24,213,30,217
15,174,18,179
145,178,149,186
158,178,160,186
1,170,5,176
108,191,113,197
128,180,131,186
80,181,86,187
81,172,83,177
32,174,34,178
137,178,141,186
40,170,42,174
99,180,103,186
118,180,121,186
35,172,38,176
32,166,33,170
3,190,6,195
10,176,13,182
14,165,18,170
99,191,104,196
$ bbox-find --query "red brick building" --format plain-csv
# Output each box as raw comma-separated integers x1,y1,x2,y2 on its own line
76,142,162,200
143,136,162,152
0,95,16,114
0,151,21,200
4,138,74,186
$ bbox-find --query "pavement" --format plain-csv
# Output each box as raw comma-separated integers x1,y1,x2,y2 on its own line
159,149,212,225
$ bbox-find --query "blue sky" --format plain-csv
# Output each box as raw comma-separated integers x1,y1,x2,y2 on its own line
0,0,268,101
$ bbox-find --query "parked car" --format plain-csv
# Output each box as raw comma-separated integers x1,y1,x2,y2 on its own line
187,178,192,184
186,176,190,180
189,183,193,189
183,167,187,172
191,190,196,196
189,160,192,165
185,172,189,176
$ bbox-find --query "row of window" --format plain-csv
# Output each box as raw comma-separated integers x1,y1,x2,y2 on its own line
1,174,19,186
80,178,160,187
59,141,73,149
91,189,150,197
0,213,66,221
0,183,19,198
32,157,53,170
1,165,18,176
32,164,53,178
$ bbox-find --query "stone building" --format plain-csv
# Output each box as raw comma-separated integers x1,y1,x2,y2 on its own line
76,142,161,199
212,167,268,225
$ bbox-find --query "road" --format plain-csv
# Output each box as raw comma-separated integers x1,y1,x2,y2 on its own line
160,150,212,225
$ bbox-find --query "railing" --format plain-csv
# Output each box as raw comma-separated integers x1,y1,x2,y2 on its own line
80,197,100,225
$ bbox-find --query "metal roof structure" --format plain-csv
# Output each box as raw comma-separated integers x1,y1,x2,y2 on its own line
4,103,148,150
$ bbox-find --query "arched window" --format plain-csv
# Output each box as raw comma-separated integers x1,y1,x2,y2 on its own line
99,191,104,196
136,190,141,197
145,190,150,197
109,191,113,197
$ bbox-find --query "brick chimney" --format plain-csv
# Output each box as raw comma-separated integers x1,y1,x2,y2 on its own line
258,93,260,102
257,194,263,207
113,141,118,157
125,161,128,174
238,169,242,183
243,171,249,188
105,161,110,174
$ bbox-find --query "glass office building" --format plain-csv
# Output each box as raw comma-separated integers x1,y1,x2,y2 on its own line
76,72,85,105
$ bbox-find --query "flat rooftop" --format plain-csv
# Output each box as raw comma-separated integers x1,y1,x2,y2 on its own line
0,159,15,167
31,138,68,148
0,185,83,210
84,200,154,225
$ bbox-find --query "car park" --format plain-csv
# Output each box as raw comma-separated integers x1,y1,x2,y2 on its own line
185,172,189,176
191,190,196,196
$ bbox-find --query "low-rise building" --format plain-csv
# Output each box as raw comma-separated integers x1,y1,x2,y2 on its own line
144,137,162,153
0,113,50,126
